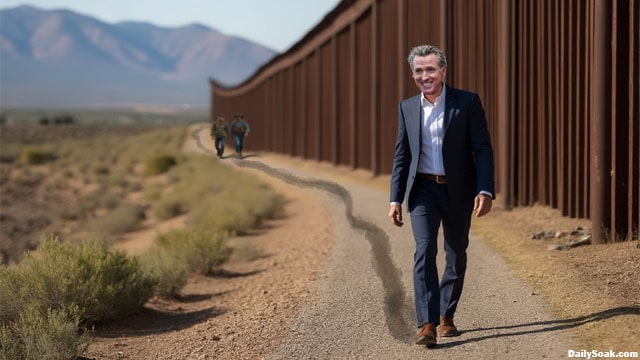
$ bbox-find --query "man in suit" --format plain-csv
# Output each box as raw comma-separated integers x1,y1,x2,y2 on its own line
388,45,495,348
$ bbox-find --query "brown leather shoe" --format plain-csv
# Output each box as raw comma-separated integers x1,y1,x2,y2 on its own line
415,322,437,347
438,315,458,337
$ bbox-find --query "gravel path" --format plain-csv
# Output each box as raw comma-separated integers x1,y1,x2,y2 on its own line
223,155,580,359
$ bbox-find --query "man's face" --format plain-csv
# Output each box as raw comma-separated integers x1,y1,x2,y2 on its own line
412,54,446,101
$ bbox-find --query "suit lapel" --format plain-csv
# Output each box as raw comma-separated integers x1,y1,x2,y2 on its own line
409,95,422,150
444,85,457,136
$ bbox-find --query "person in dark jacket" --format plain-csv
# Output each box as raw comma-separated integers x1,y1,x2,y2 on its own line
210,115,229,158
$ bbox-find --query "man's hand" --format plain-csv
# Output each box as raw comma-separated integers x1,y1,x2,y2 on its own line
474,193,493,217
388,204,404,227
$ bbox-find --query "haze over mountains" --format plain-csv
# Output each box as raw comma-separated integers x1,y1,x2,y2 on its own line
0,5,277,109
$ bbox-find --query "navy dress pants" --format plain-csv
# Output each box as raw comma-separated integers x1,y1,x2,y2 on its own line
408,178,473,327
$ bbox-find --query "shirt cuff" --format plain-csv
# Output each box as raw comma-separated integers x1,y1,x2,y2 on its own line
390,202,401,206
479,190,493,197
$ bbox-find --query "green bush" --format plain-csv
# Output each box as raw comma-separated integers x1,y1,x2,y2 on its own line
0,266,22,324
188,200,255,235
140,248,189,298
152,197,184,220
0,143,20,163
0,238,152,358
141,229,231,297
157,229,231,274
92,164,110,176
16,238,156,325
0,326,24,360
143,154,177,175
86,203,145,237
20,147,55,165
0,306,91,360
163,155,283,234
187,183,283,235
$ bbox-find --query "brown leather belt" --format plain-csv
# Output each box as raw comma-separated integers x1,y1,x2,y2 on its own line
416,173,447,184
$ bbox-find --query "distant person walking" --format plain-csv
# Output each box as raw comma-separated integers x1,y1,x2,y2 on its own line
230,113,250,158
210,115,229,158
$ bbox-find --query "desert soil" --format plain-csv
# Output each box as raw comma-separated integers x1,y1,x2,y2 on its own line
81,126,639,359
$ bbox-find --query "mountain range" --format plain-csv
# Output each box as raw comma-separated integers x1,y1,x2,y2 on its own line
0,5,277,110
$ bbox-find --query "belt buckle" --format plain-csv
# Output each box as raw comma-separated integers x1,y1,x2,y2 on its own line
435,175,446,184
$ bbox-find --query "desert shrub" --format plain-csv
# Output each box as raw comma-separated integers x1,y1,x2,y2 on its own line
0,144,20,163
0,326,23,360
229,238,266,262
140,248,189,298
157,229,231,274
141,229,231,297
20,147,54,165
58,205,82,221
188,201,255,235
53,125,185,180
164,155,283,234
0,306,90,360
143,185,162,201
16,238,156,324
143,154,177,176
161,155,225,207
152,197,184,220
81,186,123,213
101,193,122,210
0,266,22,324
228,183,283,224
86,203,145,237
92,164,110,176
187,182,283,235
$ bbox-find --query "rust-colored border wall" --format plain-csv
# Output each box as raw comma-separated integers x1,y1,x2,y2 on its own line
336,28,352,167
211,0,639,243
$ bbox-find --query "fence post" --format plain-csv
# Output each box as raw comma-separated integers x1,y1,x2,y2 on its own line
590,0,611,244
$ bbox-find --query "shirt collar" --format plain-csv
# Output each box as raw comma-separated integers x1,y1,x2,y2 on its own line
420,85,446,107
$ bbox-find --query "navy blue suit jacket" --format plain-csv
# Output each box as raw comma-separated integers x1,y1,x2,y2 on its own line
390,85,495,209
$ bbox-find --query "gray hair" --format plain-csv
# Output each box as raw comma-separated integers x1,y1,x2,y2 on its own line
407,45,447,71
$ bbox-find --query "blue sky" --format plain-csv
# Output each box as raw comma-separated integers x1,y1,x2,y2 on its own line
0,0,341,52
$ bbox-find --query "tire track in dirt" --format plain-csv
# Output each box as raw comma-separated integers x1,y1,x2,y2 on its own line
191,125,414,342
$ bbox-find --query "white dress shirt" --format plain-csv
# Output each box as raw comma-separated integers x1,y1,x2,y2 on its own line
417,87,446,175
